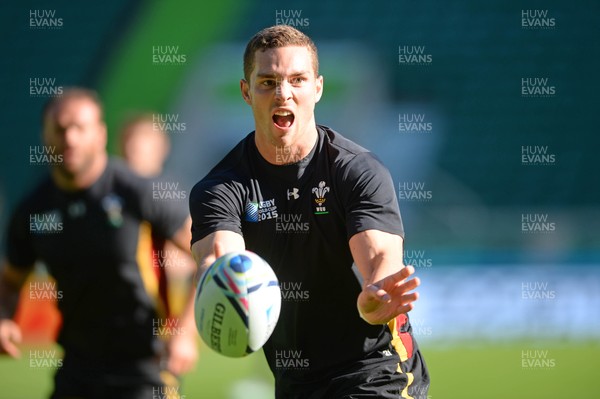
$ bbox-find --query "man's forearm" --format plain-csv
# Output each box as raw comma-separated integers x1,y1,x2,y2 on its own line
179,288,197,335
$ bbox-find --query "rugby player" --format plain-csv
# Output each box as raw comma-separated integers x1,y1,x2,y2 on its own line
0,89,197,399
189,25,430,398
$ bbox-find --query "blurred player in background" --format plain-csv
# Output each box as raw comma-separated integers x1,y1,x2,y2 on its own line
0,88,198,399
120,114,170,179
120,114,197,323
190,25,430,398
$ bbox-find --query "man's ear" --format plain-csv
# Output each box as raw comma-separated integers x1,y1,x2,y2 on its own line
315,75,324,103
240,79,252,105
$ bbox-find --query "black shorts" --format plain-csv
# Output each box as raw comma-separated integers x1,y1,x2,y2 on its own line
275,348,430,399
49,354,180,399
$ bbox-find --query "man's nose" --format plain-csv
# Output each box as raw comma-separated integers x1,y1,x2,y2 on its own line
275,80,292,102
63,126,79,146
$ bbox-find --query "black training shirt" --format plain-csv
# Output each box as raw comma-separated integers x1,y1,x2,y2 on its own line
190,126,404,387
6,159,188,362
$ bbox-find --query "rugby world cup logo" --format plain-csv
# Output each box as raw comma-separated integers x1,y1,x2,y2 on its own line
312,181,330,215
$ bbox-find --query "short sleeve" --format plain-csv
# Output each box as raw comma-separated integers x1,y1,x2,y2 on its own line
188,177,244,245
339,152,404,240
5,204,36,269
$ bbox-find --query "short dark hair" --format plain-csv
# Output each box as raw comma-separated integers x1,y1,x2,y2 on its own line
42,87,104,123
243,25,319,82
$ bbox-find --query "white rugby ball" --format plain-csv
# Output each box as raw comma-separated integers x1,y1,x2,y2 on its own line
194,251,281,357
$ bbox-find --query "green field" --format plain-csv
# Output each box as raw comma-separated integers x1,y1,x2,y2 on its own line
1,340,597,398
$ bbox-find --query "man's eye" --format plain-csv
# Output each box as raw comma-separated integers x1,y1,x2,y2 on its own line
291,77,305,85
261,80,275,87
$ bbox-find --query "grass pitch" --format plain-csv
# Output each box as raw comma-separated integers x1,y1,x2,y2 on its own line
0,340,597,398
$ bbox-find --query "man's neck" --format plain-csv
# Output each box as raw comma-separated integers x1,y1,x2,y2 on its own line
255,126,319,166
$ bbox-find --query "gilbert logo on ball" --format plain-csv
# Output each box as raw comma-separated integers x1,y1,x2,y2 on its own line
195,251,281,357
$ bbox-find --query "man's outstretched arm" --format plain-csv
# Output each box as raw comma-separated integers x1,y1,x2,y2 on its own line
350,229,420,325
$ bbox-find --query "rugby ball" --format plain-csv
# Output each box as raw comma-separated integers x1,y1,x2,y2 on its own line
194,251,281,357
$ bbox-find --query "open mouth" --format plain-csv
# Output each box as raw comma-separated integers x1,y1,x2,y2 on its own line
272,110,295,129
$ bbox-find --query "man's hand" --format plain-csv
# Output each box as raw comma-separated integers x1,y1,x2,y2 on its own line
166,331,198,375
349,229,421,325
191,230,245,285
357,265,420,325
0,319,22,358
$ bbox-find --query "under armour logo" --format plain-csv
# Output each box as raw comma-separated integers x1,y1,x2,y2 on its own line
287,188,300,200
